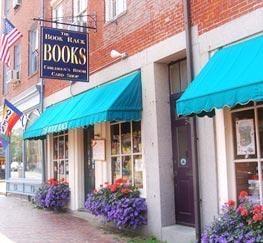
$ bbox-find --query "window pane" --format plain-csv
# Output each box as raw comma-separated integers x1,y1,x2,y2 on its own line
10,122,23,179
25,140,41,179
180,59,188,91
169,63,180,94
65,160,69,181
111,124,120,155
235,162,261,203
232,109,257,160
132,121,141,153
122,156,132,184
258,108,263,158
53,137,58,160
53,161,58,180
134,155,143,189
59,136,65,159
25,112,42,179
14,44,21,71
112,157,121,182
59,160,65,180
121,123,131,154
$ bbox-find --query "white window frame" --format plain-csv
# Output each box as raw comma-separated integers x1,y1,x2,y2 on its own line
52,3,63,29
28,28,38,75
14,44,21,72
105,0,127,22
110,121,144,192
52,131,69,181
72,0,87,32
230,102,263,204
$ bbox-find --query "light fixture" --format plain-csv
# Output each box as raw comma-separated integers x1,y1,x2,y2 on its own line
110,50,128,59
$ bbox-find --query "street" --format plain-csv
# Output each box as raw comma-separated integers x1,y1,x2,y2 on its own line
0,196,125,243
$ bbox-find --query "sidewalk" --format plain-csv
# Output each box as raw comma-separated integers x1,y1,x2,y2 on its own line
0,195,126,243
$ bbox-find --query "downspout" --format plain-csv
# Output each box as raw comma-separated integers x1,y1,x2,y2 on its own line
183,0,201,241
40,0,46,182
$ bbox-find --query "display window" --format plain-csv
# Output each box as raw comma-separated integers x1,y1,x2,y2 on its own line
231,102,263,203
52,131,69,181
110,121,143,189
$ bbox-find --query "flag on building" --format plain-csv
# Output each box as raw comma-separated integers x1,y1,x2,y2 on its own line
0,99,23,148
0,18,23,67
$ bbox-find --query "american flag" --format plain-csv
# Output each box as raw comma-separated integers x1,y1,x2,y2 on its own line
0,19,22,67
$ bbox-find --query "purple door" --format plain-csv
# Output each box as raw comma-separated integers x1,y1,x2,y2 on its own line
172,114,195,226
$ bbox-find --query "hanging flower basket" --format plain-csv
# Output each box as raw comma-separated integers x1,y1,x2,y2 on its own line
33,178,70,211
202,191,263,242
85,178,147,229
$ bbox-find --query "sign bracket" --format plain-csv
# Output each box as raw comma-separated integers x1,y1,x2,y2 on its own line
33,15,97,32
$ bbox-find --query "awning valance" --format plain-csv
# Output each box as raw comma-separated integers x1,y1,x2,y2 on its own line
24,71,142,140
176,35,263,116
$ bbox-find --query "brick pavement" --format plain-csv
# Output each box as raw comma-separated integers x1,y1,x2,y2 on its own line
0,195,126,243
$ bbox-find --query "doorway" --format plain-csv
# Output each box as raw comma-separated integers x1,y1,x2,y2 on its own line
83,126,95,199
169,60,195,226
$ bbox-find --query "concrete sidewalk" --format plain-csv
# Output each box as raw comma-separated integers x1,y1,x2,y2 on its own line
0,195,126,243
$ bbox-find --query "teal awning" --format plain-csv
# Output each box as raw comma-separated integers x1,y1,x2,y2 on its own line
24,71,142,140
176,35,263,116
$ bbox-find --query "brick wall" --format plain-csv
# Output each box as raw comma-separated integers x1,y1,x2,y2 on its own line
0,1,42,102
1,0,262,99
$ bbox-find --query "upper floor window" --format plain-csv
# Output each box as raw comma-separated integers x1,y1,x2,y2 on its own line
73,0,87,31
3,66,10,95
105,0,127,22
14,44,21,72
28,28,38,75
52,3,63,29
74,0,87,15
4,0,11,17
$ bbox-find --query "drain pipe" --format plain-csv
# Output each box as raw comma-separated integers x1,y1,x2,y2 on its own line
40,0,46,183
183,0,201,241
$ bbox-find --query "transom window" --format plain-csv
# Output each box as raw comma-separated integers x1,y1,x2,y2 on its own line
231,102,263,204
110,121,143,189
105,0,127,22
169,59,187,95
52,131,69,181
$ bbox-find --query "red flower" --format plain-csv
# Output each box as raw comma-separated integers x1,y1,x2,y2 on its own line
240,207,249,217
253,213,263,222
253,205,262,214
227,200,235,207
115,178,124,185
48,178,58,186
239,191,248,199
110,184,117,192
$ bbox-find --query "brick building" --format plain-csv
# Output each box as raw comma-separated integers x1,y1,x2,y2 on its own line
1,0,263,242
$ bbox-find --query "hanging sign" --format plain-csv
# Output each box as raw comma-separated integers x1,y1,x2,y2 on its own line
40,27,88,82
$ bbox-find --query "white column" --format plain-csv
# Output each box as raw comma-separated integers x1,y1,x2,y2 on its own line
141,62,175,238
68,128,85,210
215,109,229,208
94,123,108,188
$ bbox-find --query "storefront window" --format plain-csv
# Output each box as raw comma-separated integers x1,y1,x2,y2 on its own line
110,122,143,189
25,112,42,179
10,121,23,179
232,103,263,203
52,131,68,181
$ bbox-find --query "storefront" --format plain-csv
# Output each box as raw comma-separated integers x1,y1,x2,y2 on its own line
176,35,263,205
23,71,143,208
5,86,43,195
